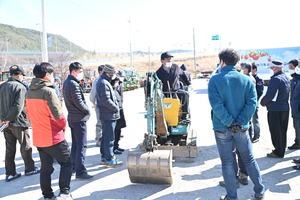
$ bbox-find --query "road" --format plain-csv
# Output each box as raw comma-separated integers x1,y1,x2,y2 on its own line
0,79,300,200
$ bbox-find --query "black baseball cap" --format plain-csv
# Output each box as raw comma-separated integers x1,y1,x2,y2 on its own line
9,65,26,76
161,52,173,60
98,65,104,72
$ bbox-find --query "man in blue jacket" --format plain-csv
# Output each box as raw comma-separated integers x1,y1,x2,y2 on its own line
63,62,93,180
208,48,265,200
260,60,290,158
96,64,122,168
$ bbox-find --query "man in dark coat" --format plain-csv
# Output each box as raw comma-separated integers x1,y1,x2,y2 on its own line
261,60,290,158
96,64,122,168
63,62,93,180
251,63,264,143
0,65,39,182
287,59,300,150
156,52,191,121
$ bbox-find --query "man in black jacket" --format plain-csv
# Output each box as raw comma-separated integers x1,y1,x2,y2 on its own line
63,62,93,180
251,63,264,143
156,52,191,121
287,59,300,150
96,64,122,167
0,65,40,182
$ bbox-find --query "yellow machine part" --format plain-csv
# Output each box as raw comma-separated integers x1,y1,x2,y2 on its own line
163,98,180,126
127,149,173,185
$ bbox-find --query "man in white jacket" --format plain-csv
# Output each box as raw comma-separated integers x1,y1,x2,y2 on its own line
90,65,104,146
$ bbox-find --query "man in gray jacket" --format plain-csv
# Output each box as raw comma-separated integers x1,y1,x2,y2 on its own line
96,64,122,168
63,62,93,180
0,65,40,182
90,65,104,146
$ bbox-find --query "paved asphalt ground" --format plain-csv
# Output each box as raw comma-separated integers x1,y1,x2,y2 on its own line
1,79,300,200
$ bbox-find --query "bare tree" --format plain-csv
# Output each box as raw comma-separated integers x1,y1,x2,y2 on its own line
49,52,72,83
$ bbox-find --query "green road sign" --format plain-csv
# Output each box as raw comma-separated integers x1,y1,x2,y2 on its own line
212,35,219,40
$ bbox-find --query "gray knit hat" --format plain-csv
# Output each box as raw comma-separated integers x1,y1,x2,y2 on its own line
103,64,116,75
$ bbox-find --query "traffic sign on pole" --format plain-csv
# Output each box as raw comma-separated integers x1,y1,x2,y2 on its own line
212,34,219,41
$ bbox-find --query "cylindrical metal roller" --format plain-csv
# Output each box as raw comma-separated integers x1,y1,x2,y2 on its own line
127,149,173,185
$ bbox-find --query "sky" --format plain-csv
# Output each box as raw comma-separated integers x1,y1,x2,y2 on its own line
0,0,300,53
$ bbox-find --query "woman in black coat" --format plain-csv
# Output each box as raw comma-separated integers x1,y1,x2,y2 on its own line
111,78,126,154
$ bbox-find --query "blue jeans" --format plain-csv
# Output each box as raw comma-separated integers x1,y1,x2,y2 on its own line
252,106,260,138
100,120,116,161
95,105,102,141
293,118,300,145
69,121,87,176
214,129,265,200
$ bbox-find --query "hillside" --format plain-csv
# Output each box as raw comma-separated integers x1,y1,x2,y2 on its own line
0,23,87,53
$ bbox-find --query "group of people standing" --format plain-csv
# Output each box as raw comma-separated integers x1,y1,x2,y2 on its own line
0,62,126,200
208,48,300,200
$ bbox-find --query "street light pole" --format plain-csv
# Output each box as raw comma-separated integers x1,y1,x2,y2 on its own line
128,19,133,70
193,28,197,71
41,0,48,62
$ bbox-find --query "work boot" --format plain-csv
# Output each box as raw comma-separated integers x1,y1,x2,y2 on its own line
238,171,248,185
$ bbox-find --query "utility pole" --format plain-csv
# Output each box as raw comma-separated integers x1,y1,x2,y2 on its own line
41,0,48,62
148,46,151,72
193,28,197,71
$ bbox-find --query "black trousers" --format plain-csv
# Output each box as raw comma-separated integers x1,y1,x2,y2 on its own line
37,140,72,198
3,126,35,175
267,111,289,157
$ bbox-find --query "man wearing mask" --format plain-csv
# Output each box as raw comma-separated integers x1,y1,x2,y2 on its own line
156,52,191,121
0,65,40,182
96,64,122,167
63,62,93,179
288,59,300,150
261,60,290,158
26,62,72,200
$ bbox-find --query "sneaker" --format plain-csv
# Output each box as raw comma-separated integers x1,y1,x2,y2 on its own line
100,158,107,165
219,180,240,188
117,147,125,152
220,195,231,200
254,193,265,200
238,171,248,185
57,193,73,200
44,196,57,200
76,172,94,180
251,136,259,143
105,158,123,168
25,167,40,176
5,172,21,182
114,149,122,154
